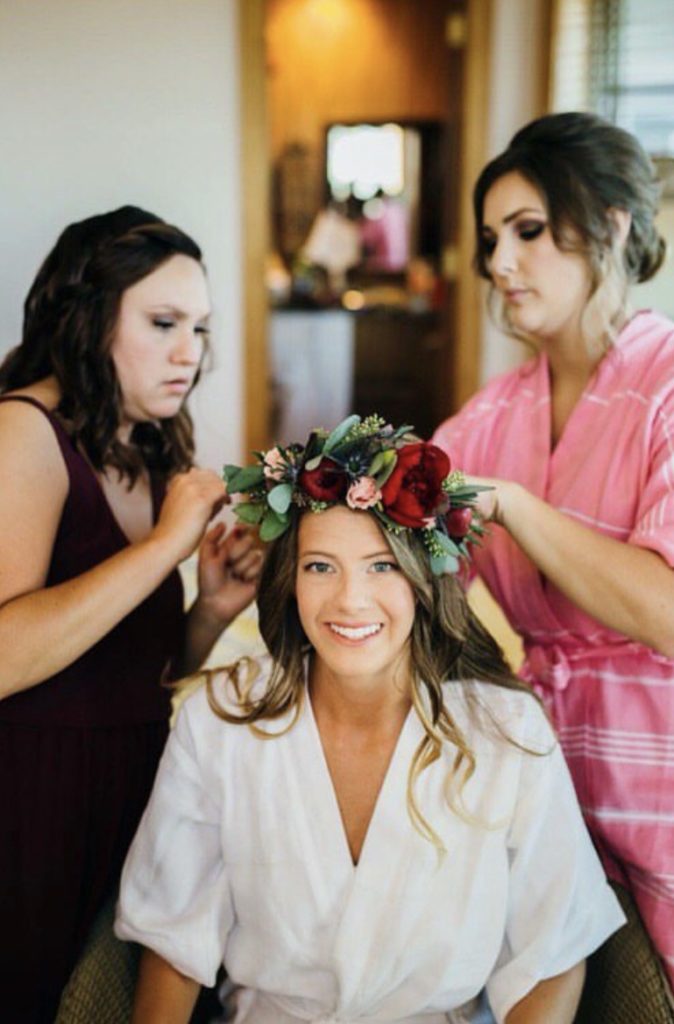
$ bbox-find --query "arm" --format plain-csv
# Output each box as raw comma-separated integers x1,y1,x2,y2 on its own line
0,402,227,699
485,703,624,1023
477,479,674,658
115,690,232,999
505,962,585,1024
131,949,200,1024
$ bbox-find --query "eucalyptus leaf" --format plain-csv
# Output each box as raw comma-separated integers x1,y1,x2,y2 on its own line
259,510,289,542
430,552,459,576
434,531,461,557
234,502,265,525
303,455,324,472
368,451,387,476
445,484,493,499
373,450,398,486
224,464,266,493
268,482,293,514
324,414,361,452
390,424,415,441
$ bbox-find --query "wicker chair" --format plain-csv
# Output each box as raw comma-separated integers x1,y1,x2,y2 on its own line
55,896,225,1023
575,884,674,1024
54,883,673,1024
55,897,139,1024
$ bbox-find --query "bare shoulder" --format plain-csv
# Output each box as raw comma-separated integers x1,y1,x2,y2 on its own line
0,386,68,485
0,392,71,603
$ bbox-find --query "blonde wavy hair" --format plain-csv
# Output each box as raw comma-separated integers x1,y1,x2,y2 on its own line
205,511,539,849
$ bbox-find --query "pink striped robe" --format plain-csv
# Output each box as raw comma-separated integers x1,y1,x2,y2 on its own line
433,310,674,984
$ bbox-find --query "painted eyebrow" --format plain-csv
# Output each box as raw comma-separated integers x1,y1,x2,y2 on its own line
299,549,395,560
147,304,211,321
482,206,546,231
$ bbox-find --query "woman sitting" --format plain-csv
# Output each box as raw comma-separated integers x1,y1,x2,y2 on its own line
116,415,624,1023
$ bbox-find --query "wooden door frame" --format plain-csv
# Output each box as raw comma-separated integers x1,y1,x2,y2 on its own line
238,0,270,456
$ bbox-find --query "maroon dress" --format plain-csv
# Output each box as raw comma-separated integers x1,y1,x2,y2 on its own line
0,396,185,1023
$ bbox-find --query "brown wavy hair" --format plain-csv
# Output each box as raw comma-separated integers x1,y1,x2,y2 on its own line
206,510,539,847
0,205,205,481
473,112,666,353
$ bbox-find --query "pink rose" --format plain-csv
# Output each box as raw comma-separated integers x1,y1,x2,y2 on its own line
346,476,382,510
263,447,286,481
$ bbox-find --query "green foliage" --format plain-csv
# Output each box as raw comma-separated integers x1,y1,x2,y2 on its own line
224,464,266,493
233,502,265,525
267,483,293,514
259,509,289,541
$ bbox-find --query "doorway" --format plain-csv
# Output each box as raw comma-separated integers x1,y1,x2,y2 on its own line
239,0,490,454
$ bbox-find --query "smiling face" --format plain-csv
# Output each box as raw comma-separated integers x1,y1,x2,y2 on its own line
295,505,416,691
109,253,210,428
481,171,593,347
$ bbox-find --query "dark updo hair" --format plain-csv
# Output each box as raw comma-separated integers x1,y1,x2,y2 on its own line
473,113,666,349
0,205,205,480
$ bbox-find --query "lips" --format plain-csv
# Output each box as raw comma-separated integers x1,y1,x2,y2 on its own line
327,623,383,641
504,288,530,303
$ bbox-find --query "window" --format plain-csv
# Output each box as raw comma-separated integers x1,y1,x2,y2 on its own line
551,0,674,158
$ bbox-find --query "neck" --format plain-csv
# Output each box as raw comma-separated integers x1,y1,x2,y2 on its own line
545,342,598,388
308,655,412,731
541,302,632,383
539,313,601,384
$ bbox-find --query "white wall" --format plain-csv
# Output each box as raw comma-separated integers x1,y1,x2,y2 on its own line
479,0,548,385
0,0,243,470
633,199,674,320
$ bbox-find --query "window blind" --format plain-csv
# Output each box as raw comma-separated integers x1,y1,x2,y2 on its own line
551,0,674,157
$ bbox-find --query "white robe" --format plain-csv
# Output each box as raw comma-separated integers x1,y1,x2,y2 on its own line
115,661,625,1023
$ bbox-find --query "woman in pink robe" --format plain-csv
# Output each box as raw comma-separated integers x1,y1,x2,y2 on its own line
433,112,674,994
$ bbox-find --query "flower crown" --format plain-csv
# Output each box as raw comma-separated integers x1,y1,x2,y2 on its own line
223,414,485,575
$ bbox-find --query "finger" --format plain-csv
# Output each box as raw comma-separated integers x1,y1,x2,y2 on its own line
228,548,263,576
207,522,226,542
230,550,264,582
225,526,256,555
201,522,226,554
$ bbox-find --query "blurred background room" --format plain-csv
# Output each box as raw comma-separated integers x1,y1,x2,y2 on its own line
1,0,673,666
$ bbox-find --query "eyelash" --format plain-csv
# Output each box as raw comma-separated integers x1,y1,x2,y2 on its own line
518,221,545,241
301,560,399,574
481,220,546,256
152,318,210,337
304,561,333,574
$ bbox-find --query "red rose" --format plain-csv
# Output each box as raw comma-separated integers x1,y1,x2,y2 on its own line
445,506,472,539
381,442,450,528
299,458,348,502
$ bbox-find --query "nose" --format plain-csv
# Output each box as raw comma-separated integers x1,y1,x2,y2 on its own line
335,568,369,612
170,326,203,366
490,233,518,279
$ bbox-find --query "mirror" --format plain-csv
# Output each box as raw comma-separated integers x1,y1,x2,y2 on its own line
323,119,444,277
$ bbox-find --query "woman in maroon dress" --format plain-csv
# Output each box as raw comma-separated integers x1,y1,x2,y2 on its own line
0,206,260,1022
